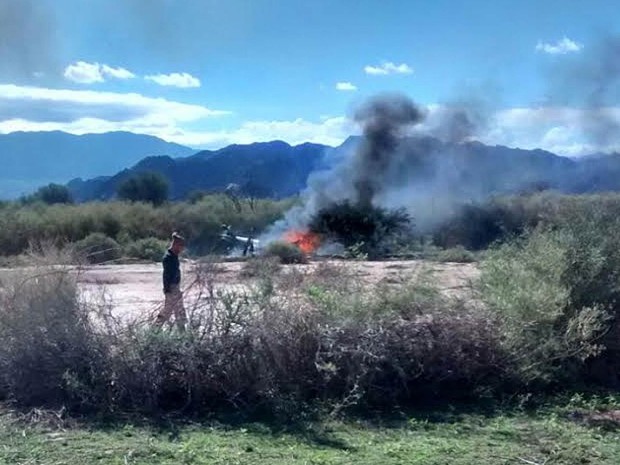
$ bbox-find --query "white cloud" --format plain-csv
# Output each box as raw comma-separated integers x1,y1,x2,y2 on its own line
536,37,583,55
335,81,357,91
0,84,229,142
64,62,104,84
100,64,136,80
145,72,201,88
164,116,354,148
481,106,620,156
63,61,136,84
1,84,618,155
364,62,413,75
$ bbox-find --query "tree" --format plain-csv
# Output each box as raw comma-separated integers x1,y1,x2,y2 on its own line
26,183,73,204
309,201,413,258
117,172,169,206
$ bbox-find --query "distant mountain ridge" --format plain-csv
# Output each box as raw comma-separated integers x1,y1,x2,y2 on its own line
68,140,332,201
67,136,620,203
0,131,194,198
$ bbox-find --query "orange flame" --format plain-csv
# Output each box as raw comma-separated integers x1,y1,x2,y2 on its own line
283,229,321,255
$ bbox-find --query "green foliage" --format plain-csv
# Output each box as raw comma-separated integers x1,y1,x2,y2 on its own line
434,245,477,263
117,172,169,206
2,409,620,465
74,232,121,264
23,183,73,205
309,201,413,258
433,192,620,250
124,237,168,262
0,195,294,257
264,240,307,264
480,228,610,385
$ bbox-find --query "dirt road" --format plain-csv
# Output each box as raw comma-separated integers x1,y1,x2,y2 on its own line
77,259,480,318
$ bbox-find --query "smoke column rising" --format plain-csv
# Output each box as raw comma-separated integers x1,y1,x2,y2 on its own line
351,95,425,208
548,35,620,151
0,0,57,79
262,94,437,242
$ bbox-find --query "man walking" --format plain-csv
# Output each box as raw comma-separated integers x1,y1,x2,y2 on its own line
155,232,187,330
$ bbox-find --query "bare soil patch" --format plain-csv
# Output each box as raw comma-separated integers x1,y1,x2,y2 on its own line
1,259,479,320
74,259,479,319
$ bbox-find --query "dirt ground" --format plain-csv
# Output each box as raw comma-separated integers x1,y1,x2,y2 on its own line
77,259,480,319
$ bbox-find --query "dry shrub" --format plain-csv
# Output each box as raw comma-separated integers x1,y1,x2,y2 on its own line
0,256,106,409
434,246,477,263
3,241,606,418
240,256,281,279
318,301,503,407
263,241,307,264
89,262,506,416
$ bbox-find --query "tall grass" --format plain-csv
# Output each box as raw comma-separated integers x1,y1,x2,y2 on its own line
0,195,295,257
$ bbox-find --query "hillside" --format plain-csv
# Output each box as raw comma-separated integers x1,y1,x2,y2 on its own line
0,131,195,198
68,140,331,201
67,136,620,203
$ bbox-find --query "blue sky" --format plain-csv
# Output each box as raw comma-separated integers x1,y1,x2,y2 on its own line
1,0,619,154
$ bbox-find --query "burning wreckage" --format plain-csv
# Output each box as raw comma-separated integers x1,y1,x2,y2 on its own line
220,225,260,256
220,224,322,257
221,95,429,259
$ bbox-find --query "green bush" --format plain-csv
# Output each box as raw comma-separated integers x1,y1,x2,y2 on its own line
74,232,121,264
480,228,610,386
264,240,307,264
432,192,620,250
23,183,73,205
124,237,168,262
116,172,169,206
309,201,413,258
435,246,477,263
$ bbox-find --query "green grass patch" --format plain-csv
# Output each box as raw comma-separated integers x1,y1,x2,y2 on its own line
1,408,619,464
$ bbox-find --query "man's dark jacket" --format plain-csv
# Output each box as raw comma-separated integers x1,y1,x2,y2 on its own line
162,248,181,293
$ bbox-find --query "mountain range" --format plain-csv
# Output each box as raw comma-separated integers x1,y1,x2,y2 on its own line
0,131,194,198
3,130,620,203
68,135,620,203
68,140,332,201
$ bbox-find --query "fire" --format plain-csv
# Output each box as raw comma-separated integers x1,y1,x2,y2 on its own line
283,229,321,255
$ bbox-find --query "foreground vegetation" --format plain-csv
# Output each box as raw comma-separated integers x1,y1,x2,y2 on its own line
2,402,620,465
1,214,618,416
2,191,620,462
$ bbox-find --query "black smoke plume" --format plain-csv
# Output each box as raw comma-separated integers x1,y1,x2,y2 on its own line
351,95,425,207
262,94,429,251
